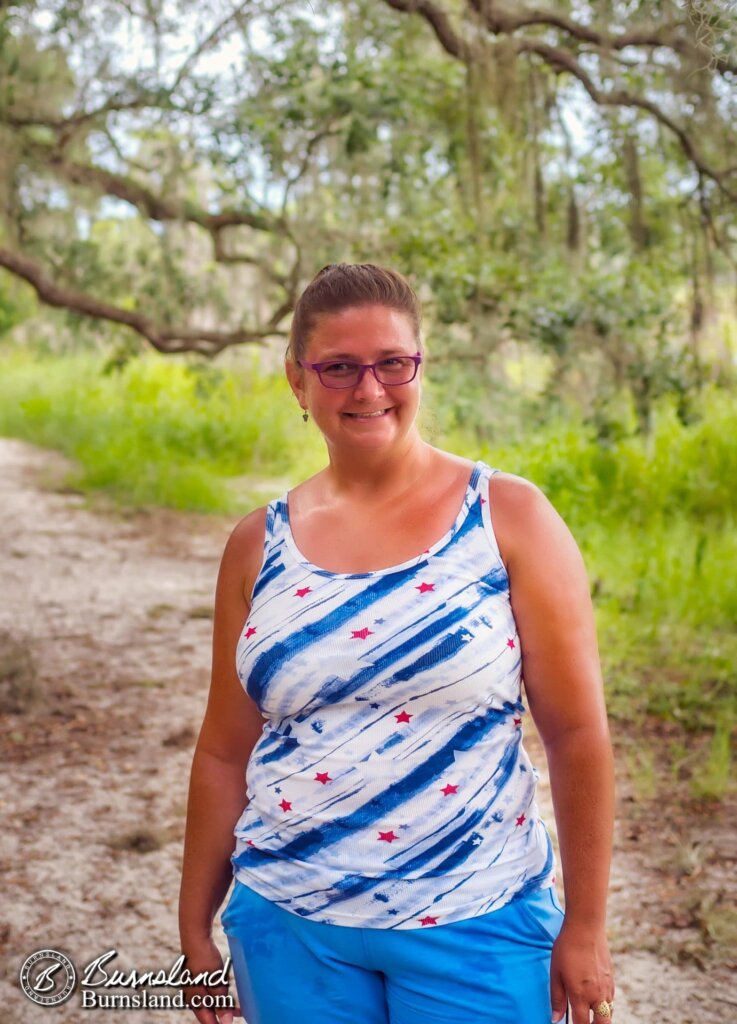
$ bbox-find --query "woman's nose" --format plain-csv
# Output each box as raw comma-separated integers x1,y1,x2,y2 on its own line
353,366,387,398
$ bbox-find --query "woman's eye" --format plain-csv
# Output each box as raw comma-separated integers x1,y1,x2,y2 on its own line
379,357,414,369
323,362,355,374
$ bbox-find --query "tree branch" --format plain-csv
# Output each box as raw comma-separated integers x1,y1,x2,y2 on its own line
468,1,737,76
211,228,289,285
381,0,737,201
17,139,311,298
695,175,736,266
23,142,286,234
515,39,737,203
381,0,471,60
281,126,345,213
168,0,255,93
0,91,176,145
0,247,288,355
470,1,680,47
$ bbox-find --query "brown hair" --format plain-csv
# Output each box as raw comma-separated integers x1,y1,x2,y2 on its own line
286,263,423,363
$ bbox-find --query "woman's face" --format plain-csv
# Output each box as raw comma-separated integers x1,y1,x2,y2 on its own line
287,304,423,454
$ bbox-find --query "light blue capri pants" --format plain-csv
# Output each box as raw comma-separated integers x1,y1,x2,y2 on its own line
221,880,566,1024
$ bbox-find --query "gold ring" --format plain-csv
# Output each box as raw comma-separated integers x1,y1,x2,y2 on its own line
594,1000,613,1018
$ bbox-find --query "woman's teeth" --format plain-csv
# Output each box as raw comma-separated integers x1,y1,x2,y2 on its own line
345,408,391,418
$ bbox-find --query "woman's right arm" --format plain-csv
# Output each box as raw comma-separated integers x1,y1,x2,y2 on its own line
178,507,268,1024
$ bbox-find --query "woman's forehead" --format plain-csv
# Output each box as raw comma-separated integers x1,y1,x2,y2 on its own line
307,305,417,355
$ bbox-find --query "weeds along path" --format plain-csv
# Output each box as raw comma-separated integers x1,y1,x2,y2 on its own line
0,437,733,1023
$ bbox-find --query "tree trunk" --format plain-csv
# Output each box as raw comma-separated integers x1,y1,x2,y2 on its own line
623,132,648,250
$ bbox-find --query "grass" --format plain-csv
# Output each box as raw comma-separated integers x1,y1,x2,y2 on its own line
1,346,735,796
691,712,734,801
0,348,326,512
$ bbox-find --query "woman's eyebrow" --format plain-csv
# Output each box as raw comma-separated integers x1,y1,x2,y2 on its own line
318,348,411,360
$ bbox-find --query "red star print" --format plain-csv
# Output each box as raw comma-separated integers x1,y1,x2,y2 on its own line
415,582,435,593
395,710,412,723
513,717,522,727
480,497,486,505
420,915,438,926
441,784,458,796
246,839,254,846
315,772,332,785
516,814,526,826
422,548,430,553
351,627,374,640
244,626,257,638
378,830,398,843
279,799,292,812
506,637,515,649
295,587,312,598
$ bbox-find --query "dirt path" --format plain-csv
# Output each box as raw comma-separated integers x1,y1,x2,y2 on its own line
1,437,734,1022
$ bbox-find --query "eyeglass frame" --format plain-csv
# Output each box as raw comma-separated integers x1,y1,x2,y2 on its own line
297,352,423,389
294,350,419,385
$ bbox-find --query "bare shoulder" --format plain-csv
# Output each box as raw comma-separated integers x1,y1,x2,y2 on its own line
427,446,476,477
489,468,556,524
226,504,269,551
488,471,550,517
487,471,579,573
220,505,269,607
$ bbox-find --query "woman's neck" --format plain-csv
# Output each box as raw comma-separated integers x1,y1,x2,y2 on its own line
322,434,435,502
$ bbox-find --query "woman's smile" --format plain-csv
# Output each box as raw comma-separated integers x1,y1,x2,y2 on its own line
342,407,394,419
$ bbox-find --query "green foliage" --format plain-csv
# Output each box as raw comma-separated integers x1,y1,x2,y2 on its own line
691,712,734,801
0,349,325,512
472,386,737,532
0,273,32,337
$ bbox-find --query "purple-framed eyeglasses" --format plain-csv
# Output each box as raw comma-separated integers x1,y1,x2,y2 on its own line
298,352,423,389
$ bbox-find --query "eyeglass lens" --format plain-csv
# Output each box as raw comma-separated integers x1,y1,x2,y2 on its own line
320,357,417,388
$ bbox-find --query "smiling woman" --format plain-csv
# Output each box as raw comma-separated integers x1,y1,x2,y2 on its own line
178,263,616,1024
287,303,423,457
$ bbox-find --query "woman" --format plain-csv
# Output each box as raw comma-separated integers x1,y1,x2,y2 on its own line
179,263,615,1024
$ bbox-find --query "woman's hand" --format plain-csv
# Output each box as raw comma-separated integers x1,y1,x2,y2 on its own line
550,920,614,1024
181,935,240,1024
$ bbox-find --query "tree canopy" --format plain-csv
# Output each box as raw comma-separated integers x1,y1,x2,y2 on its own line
0,0,735,422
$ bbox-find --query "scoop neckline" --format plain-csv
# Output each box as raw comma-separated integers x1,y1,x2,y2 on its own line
281,460,484,579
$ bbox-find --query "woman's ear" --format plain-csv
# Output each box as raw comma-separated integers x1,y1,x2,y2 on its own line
285,358,307,409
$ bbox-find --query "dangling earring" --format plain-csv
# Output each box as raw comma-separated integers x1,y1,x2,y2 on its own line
302,409,309,423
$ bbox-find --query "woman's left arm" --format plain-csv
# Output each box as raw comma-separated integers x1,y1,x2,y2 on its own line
491,473,615,1024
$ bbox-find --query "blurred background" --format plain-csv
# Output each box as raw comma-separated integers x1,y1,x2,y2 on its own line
0,1,735,1020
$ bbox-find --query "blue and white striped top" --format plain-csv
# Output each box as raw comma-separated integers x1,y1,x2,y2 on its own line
231,460,555,929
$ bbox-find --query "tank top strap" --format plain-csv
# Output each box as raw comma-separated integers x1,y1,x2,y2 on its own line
250,493,292,604
469,460,501,494
471,461,506,573
264,492,290,553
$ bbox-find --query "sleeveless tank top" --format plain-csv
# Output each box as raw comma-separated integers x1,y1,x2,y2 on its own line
231,460,555,929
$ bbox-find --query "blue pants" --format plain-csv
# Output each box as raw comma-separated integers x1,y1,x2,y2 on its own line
221,880,565,1024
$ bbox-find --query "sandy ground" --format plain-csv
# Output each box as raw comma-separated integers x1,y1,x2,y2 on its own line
0,436,734,1023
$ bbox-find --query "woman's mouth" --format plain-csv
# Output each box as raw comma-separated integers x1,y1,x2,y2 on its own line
343,408,393,419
